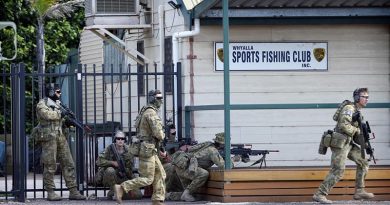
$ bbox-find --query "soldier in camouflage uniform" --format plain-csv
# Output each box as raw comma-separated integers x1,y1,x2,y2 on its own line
114,90,166,205
95,130,142,200
166,132,225,202
36,84,86,201
313,88,374,204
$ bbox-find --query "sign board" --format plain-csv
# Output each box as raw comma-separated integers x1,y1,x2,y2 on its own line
214,42,328,71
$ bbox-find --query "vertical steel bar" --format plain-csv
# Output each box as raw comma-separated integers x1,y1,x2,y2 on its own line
76,64,85,193
223,0,232,169
176,63,182,142
93,64,98,196
18,63,27,201
84,65,89,196
2,64,9,200
128,64,132,136
119,64,123,129
111,64,114,133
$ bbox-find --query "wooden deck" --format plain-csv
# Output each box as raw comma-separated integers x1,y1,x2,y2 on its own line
200,166,390,203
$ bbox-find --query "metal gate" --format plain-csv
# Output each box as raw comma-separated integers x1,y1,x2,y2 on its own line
0,62,182,201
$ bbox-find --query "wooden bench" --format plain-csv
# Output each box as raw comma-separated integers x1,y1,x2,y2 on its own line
200,166,390,202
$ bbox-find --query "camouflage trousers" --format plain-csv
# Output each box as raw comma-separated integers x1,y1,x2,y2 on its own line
102,167,143,199
120,155,166,201
317,143,369,195
164,163,184,201
164,163,183,192
40,132,77,190
174,165,209,194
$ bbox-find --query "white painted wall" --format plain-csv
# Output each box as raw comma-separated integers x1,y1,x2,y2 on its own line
79,2,389,167
79,30,104,123
178,24,389,167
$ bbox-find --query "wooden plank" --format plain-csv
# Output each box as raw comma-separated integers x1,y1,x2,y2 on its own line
204,194,390,203
217,179,390,189
203,187,390,196
204,167,390,202
206,181,224,189
209,167,390,181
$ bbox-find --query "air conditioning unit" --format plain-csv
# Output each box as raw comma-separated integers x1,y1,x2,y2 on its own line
85,0,141,26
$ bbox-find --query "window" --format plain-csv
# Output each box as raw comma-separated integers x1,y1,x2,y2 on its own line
103,29,126,83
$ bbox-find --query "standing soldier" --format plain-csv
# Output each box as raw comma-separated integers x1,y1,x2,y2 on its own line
166,132,225,202
95,130,142,200
313,88,374,203
36,84,86,201
114,90,166,205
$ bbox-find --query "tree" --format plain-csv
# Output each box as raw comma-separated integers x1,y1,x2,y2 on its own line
30,0,84,98
0,0,85,134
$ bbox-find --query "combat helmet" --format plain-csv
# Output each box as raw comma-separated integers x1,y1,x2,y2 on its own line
45,83,61,101
213,132,225,144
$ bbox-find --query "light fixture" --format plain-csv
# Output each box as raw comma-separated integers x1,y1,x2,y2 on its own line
182,0,203,10
168,1,181,9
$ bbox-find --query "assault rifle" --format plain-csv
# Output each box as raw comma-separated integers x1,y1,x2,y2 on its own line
353,111,376,164
110,144,127,178
47,98,91,132
219,144,279,169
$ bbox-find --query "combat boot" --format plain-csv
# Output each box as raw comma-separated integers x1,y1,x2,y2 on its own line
68,187,87,200
152,200,164,205
114,184,124,204
107,190,114,200
180,189,195,202
47,190,62,201
165,192,172,200
312,192,332,204
354,188,374,200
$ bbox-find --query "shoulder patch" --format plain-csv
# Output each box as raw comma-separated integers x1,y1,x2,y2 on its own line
343,110,353,117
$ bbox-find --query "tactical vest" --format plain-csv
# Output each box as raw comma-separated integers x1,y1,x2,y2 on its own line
135,105,159,143
171,142,212,169
37,98,62,132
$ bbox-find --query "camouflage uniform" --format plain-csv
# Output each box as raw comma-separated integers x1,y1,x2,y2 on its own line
164,162,183,200
96,144,142,199
118,105,166,202
167,137,225,201
314,100,372,203
36,98,84,200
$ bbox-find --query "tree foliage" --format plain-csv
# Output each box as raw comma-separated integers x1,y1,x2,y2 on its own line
0,0,85,134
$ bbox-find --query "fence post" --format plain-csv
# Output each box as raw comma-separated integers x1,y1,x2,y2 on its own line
11,63,26,202
75,64,84,193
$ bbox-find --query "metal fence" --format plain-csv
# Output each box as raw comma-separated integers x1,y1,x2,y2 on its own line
0,62,182,201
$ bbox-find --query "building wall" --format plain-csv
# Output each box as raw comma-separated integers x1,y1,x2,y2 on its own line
178,24,389,166
79,2,389,167
79,30,104,123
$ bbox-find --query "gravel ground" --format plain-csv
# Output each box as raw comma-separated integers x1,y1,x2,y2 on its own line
0,198,389,205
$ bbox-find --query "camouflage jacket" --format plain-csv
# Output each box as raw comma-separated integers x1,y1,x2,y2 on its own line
188,142,225,169
138,105,165,143
96,144,135,179
334,102,361,138
36,98,63,135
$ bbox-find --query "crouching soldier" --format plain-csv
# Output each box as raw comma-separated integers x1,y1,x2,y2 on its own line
96,130,142,200
166,132,226,202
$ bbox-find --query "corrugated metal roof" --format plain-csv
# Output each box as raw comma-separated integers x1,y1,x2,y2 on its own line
211,0,390,8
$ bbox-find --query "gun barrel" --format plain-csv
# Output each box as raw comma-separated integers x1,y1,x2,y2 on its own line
366,121,371,133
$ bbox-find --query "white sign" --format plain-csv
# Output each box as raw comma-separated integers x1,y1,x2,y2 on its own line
214,42,328,71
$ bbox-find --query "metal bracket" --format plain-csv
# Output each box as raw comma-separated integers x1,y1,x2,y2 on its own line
85,24,153,65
